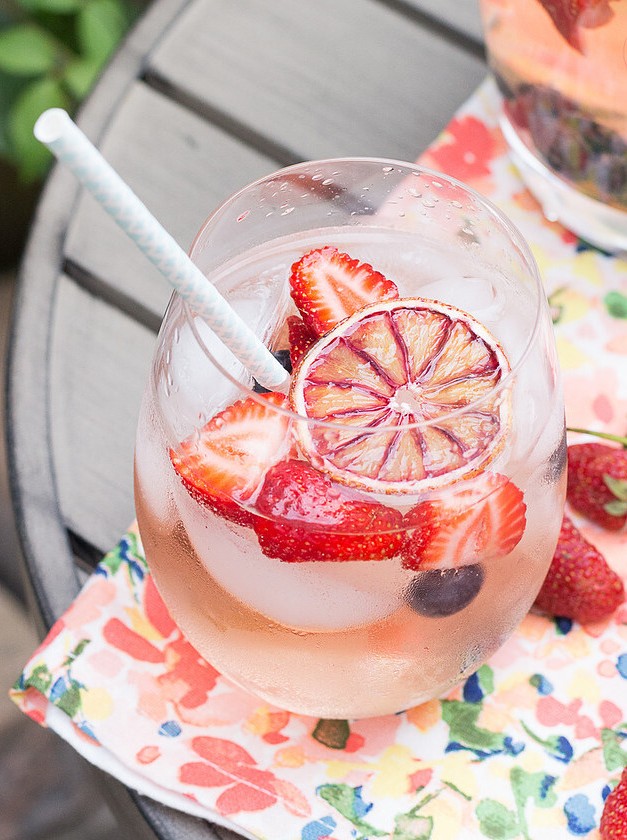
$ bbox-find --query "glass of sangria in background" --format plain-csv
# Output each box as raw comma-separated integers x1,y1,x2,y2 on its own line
134,159,566,718
480,0,627,253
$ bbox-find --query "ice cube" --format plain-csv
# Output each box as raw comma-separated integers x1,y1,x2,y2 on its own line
175,480,406,631
226,263,292,344
417,274,506,328
161,318,247,438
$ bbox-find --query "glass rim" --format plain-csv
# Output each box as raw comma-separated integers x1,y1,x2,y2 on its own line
181,156,545,434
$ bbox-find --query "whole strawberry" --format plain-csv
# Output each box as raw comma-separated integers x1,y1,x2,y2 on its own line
567,442,627,531
600,766,627,840
534,515,624,624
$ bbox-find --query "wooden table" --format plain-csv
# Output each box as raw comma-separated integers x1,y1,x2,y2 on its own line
7,0,486,836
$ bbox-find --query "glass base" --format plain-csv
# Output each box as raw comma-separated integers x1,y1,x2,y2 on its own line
500,116,627,256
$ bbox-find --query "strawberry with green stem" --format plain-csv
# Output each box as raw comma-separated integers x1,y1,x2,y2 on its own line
567,428,627,530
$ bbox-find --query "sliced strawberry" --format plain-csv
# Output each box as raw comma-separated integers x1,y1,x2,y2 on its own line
289,246,398,337
253,459,403,562
170,392,291,527
286,315,317,369
401,473,527,571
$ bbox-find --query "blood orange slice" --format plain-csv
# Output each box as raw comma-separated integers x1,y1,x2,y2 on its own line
290,298,511,494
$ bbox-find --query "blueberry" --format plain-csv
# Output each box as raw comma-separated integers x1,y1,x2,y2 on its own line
253,348,292,393
406,565,484,618
272,348,293,373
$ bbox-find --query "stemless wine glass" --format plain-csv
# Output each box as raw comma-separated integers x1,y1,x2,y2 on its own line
134,159,566,719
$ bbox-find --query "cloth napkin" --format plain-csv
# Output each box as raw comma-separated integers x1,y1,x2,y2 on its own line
11,78,627,840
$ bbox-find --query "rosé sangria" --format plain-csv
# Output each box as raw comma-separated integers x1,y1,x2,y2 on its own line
480,0,627,252
134,159,566,718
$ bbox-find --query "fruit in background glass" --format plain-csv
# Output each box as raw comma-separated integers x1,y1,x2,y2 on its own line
536,0,618,52
500,83,627,210
480,0,627,248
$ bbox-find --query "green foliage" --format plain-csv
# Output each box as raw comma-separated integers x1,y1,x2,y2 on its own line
0,0,139,182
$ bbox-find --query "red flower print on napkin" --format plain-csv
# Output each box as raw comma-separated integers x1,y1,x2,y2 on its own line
179,736,310,818
424,115,501,184
102,574,221,723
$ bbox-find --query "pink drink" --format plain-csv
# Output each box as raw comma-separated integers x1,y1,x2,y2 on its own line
480,0,627,251
134,161,566,718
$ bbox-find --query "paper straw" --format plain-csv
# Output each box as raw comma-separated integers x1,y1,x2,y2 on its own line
34,108,290,392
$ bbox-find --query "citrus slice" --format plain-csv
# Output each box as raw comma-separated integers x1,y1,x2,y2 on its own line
290,298,511,494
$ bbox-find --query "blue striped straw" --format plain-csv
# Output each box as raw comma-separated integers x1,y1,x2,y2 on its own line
34,108,290,392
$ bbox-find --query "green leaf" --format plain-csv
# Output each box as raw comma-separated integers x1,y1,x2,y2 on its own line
510,768,557,840
601,728,627,772
604,475,627,502
0,71,29,156
510,768,557,810
55,681,82,716
77,0,129,63
604,291,627,319
441,700,506,752
317,784,387,837
22,663,54,693
476,664,495,697
605,499,627,516
63,638,91,667
392,812,433,840
8,76,70,181
0,24,62,76
392,794,440,839
312,718,350,750
18,0,82,12
63,55,101,98
476,800,520,839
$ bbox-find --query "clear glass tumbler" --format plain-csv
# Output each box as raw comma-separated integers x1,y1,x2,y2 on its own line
480,0,627,253
134,159,566,718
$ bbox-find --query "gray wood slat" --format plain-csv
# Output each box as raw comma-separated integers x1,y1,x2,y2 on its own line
11,0,248,835
65,83,280,324
7,167,85,630
50,276,156,552
404,0,484,42
148,0,486,164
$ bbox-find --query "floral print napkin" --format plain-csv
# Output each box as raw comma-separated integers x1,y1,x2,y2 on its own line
10,78,627,840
